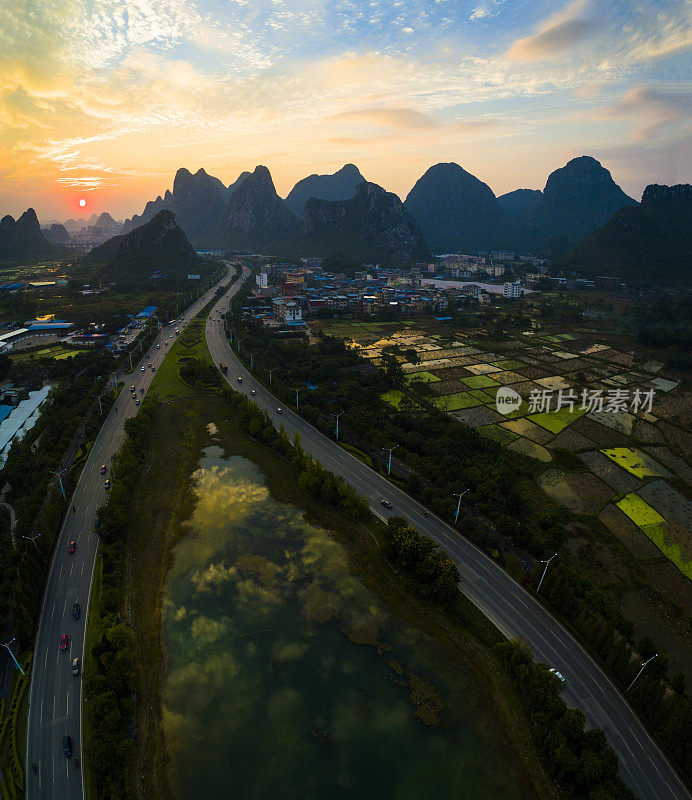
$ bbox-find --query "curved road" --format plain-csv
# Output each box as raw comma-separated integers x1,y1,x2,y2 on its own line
25,267,239,799
206,271,690,800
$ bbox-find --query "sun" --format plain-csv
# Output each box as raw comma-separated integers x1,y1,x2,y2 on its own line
79,198,86,208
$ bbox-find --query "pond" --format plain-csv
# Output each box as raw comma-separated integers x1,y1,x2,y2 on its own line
161,445,535,800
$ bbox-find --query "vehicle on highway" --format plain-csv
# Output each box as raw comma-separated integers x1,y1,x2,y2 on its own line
237,376,242,383
63,735,72,757
100,464,107,474
135,399,140,406
276,407,282,414
148,362,152,368
60,634,69,651
250,389,256,395
94,516,100,528
156,344,160,349
549,667,566,684
131,385,136,393
72,602,80,621
72,657,80,676
104,479,111,490
140,387,144,394
381,499,393,509
141,366,145,372
68,540,76,554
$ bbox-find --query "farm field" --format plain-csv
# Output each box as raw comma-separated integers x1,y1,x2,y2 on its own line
315,314,692,653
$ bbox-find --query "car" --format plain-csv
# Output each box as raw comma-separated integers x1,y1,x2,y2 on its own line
104,479,111,490
148,362,152,368
63,735,72,757
156,344,160,349
276,407,282,414
72,602,80,621
135,399,140,406
60,634,69,651
237,377,242,383
130,385,136,393
549,668,566,684
380,499,393,510
94,516,100,528
141,366,145,372
72,657,80,676
100,464,107,474
68,540,76,554
140,387,144,394
250,389,256,395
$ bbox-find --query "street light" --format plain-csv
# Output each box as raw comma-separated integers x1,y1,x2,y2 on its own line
248,352,257,370
383,445,399,476
50,469,67,500
627,653,658,691
453,488,469,525
21,534,41,547
1,638,25,677
267,367,277,387
537,553,558,594
92,394,103,417
293,386,304,411
334,411,345,440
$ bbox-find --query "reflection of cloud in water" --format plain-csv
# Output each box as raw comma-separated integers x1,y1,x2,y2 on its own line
192,561,238,593
274,641,309,662
190,615,229,647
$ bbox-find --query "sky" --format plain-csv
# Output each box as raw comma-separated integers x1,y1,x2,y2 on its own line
1,0,690,221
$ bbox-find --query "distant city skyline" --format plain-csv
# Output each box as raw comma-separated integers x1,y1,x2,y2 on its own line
2,0,690,219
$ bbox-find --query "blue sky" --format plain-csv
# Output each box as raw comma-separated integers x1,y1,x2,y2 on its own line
1,0,690,219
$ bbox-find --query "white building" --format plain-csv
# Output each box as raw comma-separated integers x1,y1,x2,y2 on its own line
256,272,268,289
503,281,522,299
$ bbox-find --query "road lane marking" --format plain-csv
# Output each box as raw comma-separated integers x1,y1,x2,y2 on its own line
51,599,56,619
59,564,63,579
53,693,56,719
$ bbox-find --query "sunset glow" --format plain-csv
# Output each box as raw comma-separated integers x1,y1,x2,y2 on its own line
1,0,690,220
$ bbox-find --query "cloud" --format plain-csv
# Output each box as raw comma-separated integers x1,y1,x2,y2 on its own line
591,86,692,141
330,107,497,133
506,0,600,61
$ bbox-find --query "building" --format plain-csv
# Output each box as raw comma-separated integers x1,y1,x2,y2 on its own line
272,297,303,323
136,306,158,320
256,272,268,289
595,276,621,292
503,281,522,299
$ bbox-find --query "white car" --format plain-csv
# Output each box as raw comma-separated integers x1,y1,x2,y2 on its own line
549,667,566,684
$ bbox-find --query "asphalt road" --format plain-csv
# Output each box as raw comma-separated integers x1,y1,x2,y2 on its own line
25,267,238,800
206,271,690,800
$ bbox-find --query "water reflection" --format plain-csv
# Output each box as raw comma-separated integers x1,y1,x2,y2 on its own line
161,447,529,800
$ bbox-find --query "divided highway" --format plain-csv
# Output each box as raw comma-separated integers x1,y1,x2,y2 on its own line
207,272,690,800
25,266,238,800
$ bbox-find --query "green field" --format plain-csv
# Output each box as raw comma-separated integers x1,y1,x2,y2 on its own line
529,405,585,434
461,375,499,389
406,371,440,384
477,425,520,445
602,447,670,479
380,389,405,408
617,494,691,579
432,392,482,411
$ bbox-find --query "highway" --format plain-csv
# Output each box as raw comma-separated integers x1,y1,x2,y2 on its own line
25,266,238,800
206,270,690,800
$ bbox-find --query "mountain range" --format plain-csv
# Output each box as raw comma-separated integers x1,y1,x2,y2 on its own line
284,163,365,216
0,209,57,260
84,210,199,275
558,183,692,285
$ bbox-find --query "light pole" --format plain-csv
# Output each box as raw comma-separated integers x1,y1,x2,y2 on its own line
236,338,243,354
293,386,304,412
383,445,399,476
334,411,344,440
537,553,558,594
93,394,103,416
50,469,67,500
267,367,277,387
248,352,257,370
1,638,25,677
22,534,41,547
113,372,118,390
627,653,658,691
453,488,469,525
128,352,133,371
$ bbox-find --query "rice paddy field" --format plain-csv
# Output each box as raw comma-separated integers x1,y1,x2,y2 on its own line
314,317,692,607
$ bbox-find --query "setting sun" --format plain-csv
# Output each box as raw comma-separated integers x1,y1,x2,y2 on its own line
79,198,86,207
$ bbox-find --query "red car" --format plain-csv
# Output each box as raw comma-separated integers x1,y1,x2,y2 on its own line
68,540,76,554
100,464,107,474
60,634,69,651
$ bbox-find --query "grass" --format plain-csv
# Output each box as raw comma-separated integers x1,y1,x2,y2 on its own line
477,424,520,445
406,371,440,384
461,375,499,389
150,317,214,400
83,558,105,800
432,392,481,411
339,442,375,467
380,389,405,408
529,406,586,434
0,655,31,800
616,494,692,579
601,447,669,480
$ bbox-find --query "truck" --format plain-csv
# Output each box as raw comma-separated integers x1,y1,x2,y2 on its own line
219,363,228,374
